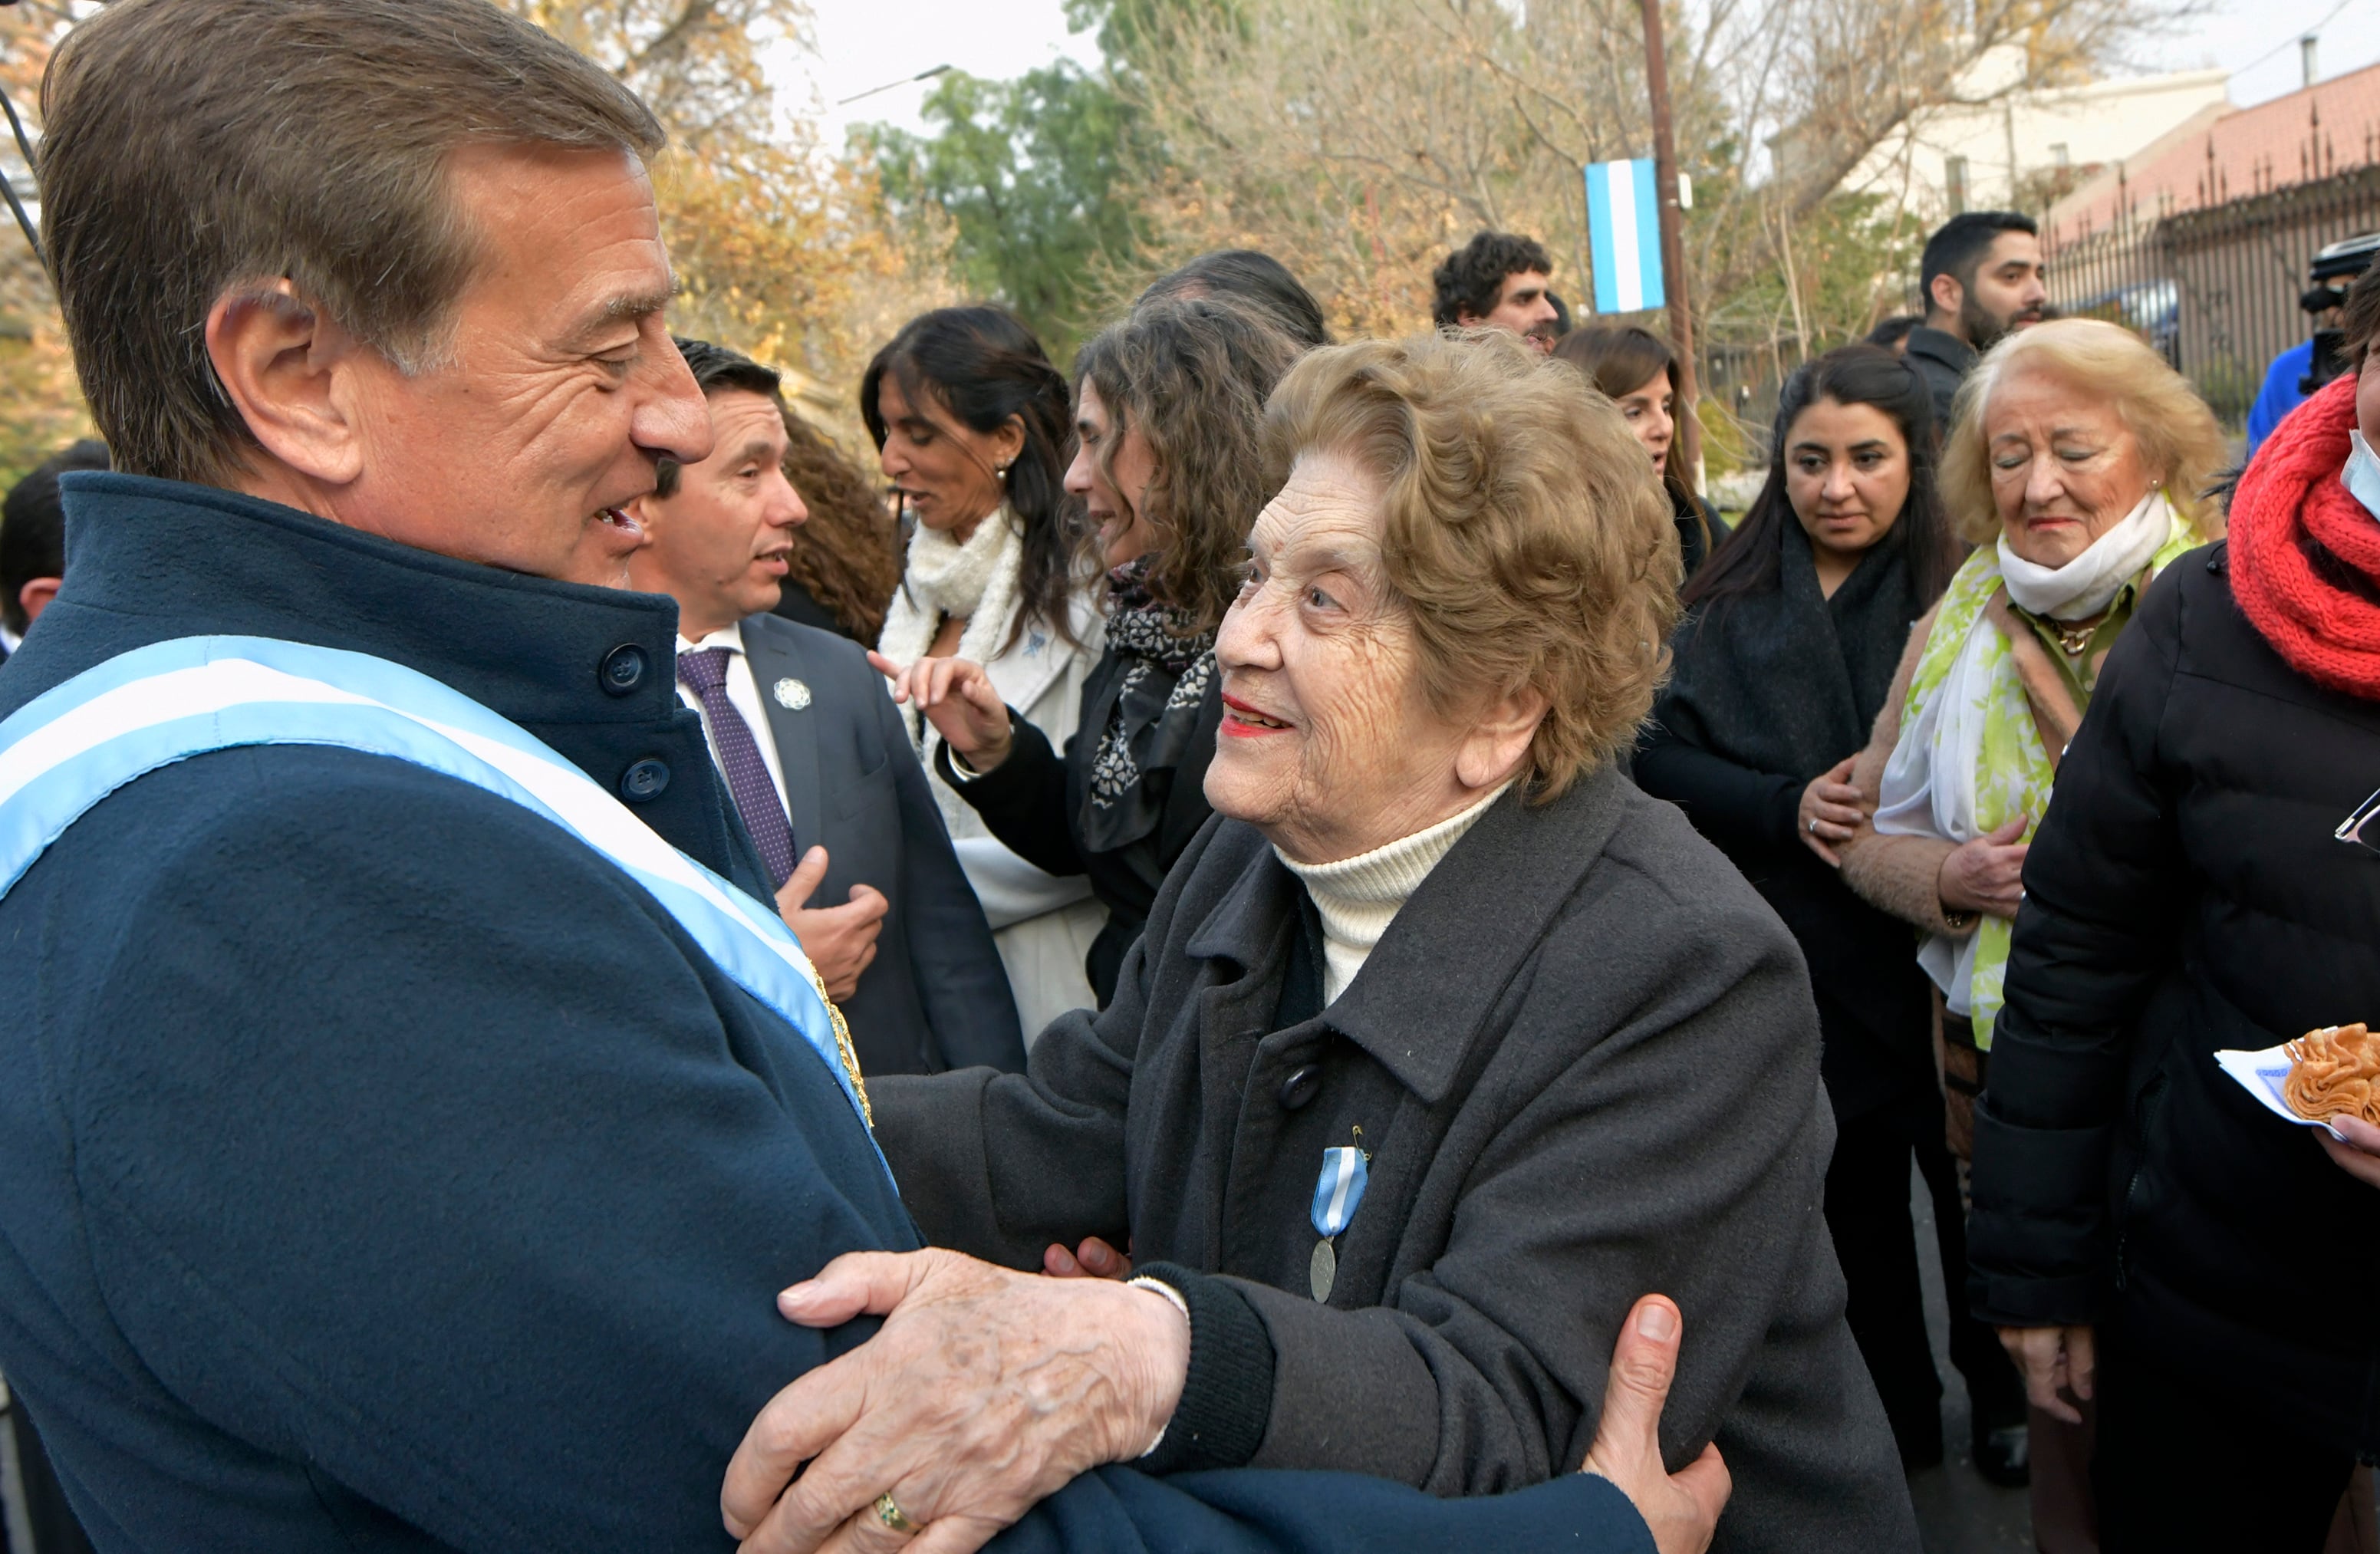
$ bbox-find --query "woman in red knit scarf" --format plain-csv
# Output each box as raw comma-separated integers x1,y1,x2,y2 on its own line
1964,257,2380,1553
2231,352,2380,703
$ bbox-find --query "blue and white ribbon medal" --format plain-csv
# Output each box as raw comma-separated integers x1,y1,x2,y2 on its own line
1308,1142,1368,1302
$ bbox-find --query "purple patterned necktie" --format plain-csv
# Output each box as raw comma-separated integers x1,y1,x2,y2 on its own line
677,646,796,889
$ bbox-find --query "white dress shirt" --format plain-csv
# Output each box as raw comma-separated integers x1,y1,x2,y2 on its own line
676,622,792,820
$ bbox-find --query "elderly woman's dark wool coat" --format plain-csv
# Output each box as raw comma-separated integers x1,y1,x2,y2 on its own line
873,767,1917,1554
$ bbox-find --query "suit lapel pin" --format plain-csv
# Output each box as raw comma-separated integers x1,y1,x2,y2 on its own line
772,677,811,711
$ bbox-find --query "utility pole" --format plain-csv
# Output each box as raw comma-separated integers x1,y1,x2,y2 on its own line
1638,0,1702,489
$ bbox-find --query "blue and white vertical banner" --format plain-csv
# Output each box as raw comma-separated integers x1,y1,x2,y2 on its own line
1585,158,1666,314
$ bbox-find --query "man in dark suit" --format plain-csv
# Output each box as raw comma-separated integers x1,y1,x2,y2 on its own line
625,338,1022,1076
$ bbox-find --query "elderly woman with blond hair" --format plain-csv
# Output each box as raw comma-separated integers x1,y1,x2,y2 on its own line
1840,320,2226,1109
736,333,1914,1554
1835,317,2226,1530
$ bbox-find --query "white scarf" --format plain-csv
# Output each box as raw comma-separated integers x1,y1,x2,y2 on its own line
1878,495,2189,1022
875,506,1025,830
1996,489,2174,621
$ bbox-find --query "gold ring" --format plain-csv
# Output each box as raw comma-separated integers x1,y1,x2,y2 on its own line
873,1491,918,1535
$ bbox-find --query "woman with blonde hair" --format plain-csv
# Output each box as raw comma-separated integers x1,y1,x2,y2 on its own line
1835,316,2226,1519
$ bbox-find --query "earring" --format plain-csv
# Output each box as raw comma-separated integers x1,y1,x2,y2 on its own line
997,463,1011,482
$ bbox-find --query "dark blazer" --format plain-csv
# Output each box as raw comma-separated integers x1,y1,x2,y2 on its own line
874,770,1917,1552
0,476,1658,1554
937,654,1224,1005
736,612,1022,1075
1972,544,2380,1457
1904,325,1976,434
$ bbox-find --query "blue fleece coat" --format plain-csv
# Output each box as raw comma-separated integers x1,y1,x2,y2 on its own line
0,475,1648,1553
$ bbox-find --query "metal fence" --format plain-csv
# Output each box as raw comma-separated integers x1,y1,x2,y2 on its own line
2046,163,2380,425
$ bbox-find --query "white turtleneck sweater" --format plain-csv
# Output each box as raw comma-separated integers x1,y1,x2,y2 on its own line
1275,780,1515,1005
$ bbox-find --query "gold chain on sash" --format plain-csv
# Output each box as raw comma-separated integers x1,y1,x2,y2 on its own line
800,962,871,1127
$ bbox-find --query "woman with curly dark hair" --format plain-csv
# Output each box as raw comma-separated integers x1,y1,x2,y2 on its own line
876,298,1304,1008
864,306,1109,1035
767,409,903,645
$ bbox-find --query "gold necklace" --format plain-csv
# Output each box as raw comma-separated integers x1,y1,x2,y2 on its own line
2053,619,2097,657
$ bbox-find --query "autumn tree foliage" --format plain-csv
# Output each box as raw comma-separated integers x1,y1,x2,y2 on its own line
0,2,89,489
0,0,940,485
505,0,951,430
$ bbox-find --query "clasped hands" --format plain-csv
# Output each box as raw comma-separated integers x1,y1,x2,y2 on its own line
1797,760,2029,921
720,1246,1730,1554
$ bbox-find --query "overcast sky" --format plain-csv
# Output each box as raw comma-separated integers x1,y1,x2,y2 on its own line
783,0,2377,146
782,0,1095,146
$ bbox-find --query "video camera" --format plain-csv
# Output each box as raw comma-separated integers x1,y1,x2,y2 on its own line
2300,232,2380,395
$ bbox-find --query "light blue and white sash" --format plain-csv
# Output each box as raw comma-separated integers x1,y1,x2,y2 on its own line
0,634,890,1183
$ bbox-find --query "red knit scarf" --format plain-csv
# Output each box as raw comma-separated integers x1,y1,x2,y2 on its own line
2230,372,2380,699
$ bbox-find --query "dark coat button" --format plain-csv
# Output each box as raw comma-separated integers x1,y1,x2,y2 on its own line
619,759,670,802
1278,1065,1322,1111
600,644,648,696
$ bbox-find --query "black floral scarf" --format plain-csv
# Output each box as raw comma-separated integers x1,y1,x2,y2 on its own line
1082,555,1218,851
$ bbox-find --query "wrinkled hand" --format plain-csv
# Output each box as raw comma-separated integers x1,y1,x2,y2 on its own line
1042,1236,1132,1279
1940,815,2029,920
1581,1296,1731,1554
2319,1114,2380,1189
1796,757,1863,867
775,847,886,1003
721,1249,1187,1554
868,652,1013,771
1997,1322,2094,1425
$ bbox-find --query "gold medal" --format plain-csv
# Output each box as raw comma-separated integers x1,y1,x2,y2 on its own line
1309,1237,1337,1302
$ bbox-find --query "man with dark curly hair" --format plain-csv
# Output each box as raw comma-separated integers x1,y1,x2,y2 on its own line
1431,229,1561,351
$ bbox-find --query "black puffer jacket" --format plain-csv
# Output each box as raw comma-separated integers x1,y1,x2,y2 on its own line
1968,542,2380,1456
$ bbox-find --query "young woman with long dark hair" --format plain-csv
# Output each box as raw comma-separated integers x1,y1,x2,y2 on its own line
1634,344,2025,1483
864,306,1108,1036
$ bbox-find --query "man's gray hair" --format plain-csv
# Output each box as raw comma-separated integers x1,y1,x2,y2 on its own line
40,0,667,486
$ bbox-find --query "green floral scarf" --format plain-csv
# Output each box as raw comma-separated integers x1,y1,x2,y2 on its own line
1873,506,2198,1048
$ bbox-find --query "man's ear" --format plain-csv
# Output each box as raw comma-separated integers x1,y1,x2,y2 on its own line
204,278,369,489
1455,683,1550,791
1926,272,1964,323
18,577,61,627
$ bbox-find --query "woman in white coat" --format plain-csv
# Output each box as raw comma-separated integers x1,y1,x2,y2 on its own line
864,308,1108,1039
